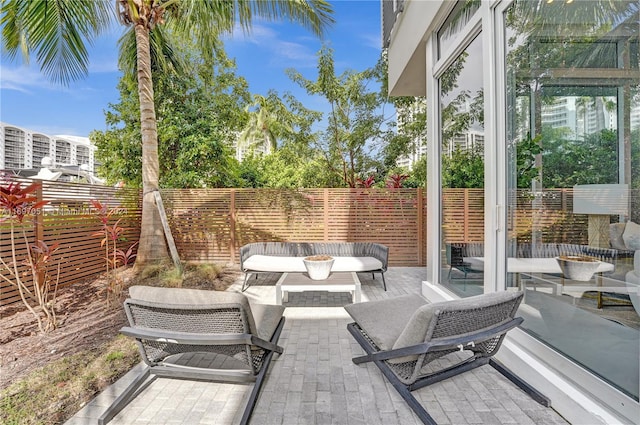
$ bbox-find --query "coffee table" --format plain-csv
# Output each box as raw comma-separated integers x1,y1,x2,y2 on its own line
275,272,361,305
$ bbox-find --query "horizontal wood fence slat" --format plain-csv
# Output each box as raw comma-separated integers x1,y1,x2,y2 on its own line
1,179,141,305
2,180,637,305
162,188,427,267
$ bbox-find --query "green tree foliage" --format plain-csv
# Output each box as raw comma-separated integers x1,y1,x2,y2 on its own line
406,156,427,188
442,146,484,188
632,128,640,190
235,90,324,188
541,128,621,188
286,46,387,187
514,134,543,188
91,74,143,186
377,51,428,177
93,46,250,188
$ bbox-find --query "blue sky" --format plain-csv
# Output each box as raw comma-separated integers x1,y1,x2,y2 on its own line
0,1,383,137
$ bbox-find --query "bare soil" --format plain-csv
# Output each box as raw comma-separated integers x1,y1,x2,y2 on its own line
0,265,241,390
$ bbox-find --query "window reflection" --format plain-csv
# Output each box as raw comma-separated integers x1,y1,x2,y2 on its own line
440,34,484,298
505,0,639,401
437,0,481,57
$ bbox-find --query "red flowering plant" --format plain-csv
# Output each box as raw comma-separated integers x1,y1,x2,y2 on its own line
0,178,60,333
356,175,376,188
91,199,138,307
386,174,409,189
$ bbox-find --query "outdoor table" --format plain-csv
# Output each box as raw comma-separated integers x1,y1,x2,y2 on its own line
275,272,361,305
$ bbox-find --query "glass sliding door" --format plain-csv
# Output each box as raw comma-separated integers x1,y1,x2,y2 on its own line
439,29,485,297
504,0,639,401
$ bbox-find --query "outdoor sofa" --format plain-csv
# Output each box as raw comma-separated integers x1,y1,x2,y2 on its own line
447,238,635,280
239,241,389,291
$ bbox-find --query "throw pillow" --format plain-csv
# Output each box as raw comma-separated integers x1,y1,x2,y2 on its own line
610,223,627,250
622,221,640,250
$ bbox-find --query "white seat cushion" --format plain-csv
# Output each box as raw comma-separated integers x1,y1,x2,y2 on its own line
243,255,383,273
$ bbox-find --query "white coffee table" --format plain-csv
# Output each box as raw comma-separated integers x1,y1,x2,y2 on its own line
275,272,361,305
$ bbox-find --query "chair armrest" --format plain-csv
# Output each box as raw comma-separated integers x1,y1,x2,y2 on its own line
121,326,254,346
368,243,389,270
250,335,284,354
122,326,284,354
240,243,260,270
360,317,522,362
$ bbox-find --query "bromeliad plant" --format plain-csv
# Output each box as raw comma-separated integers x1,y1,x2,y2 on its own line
91,200,137,307
0,179,60,333
386,174,409,189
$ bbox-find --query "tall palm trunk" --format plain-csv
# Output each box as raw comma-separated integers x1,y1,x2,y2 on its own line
134,23,168,264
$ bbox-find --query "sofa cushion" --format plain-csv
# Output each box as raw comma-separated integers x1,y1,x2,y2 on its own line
610,223,628,250
344,294,429,351
623,221,640,250
243,255,383,273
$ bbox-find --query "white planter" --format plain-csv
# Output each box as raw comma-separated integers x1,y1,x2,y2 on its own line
303,255,334,280
555,256,600,281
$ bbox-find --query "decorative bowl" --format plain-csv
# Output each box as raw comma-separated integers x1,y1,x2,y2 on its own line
303,255,334,280
555,256,600,281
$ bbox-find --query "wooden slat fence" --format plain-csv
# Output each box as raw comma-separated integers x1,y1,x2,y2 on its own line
0,179,141,305
162,188,427,267
442,189,484,242
4,182,634,306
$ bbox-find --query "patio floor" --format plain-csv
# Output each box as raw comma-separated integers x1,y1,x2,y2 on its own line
65,267,569,425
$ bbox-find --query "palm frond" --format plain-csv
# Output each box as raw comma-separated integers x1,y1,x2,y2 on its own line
171,0,333,40
1,0,114,85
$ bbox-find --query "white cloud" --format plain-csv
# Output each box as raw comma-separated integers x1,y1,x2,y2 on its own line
0,64,53,93
359,32,382,50
225,22,318,68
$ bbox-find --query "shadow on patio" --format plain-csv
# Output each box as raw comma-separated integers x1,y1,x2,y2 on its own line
65,268,569,425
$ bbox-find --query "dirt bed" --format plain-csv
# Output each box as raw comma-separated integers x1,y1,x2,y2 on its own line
0,266,241,390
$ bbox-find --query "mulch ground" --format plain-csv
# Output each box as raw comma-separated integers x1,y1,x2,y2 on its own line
0,266,241,390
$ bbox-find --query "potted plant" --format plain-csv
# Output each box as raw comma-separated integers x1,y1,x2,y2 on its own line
555,255,601,281
302,255,334,280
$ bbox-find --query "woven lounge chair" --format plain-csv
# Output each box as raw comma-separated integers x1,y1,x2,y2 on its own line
345,291,549,424
445,243,483,280
98,286,285,425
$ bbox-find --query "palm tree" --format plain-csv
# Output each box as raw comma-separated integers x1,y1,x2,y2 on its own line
1,0,334,264
575,96,594,138
238,92,292,156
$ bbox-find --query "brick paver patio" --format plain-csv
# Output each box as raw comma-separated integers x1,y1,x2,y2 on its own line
65,268,569,425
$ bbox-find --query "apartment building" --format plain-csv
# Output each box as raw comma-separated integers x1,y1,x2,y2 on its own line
0,122,96,172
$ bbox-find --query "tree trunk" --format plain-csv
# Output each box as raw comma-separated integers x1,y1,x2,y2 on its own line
133,23,169,264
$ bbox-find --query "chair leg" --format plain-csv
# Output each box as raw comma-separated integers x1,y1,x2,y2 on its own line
376,362,438,425
239,317,285,425
347,323,436,424
98,366,154,425
489,359,550,407
371,272,387,291
241,273,251,292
